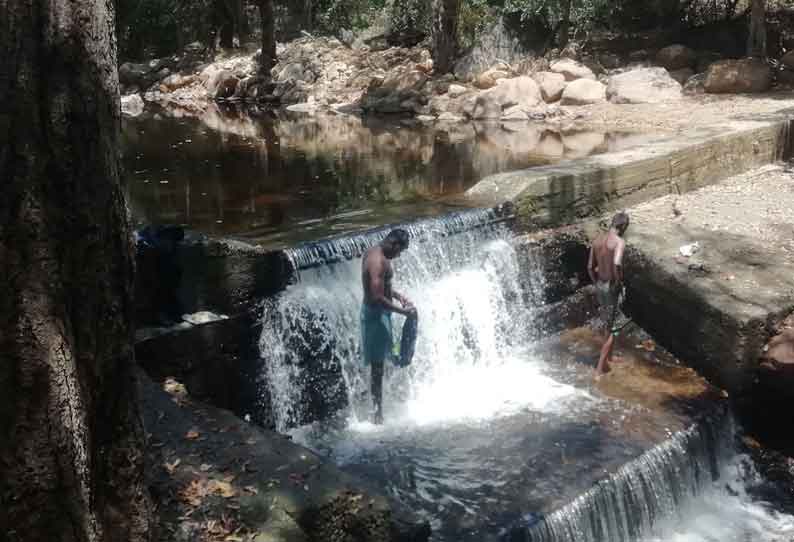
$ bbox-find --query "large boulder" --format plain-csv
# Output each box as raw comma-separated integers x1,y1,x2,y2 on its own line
655,45,697,70
533,72,567,103
470,76,542,119
360,69,429,114
606,67,682,104
474,67,510,90
550,58,596,81
119,62,151,88
704,59,772,94
668,68,695,85
560,79,606,105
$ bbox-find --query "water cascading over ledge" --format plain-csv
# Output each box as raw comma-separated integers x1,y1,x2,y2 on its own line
256,205,548,431
513,410,733,542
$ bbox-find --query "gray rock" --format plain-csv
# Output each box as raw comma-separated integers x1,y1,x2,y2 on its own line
683,73,707,95
606,67,682,104
560,78,606,105
119,62,151,87
598,52,622,70
471,76,542,119
704,59,772,94
533,71,567,103
668,67,695,85
447,84,468,98
121,94,145,117
655,44,697,70
550,58,596,81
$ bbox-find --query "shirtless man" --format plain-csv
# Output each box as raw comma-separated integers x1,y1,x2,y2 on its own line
361,229,415,424
587,212,629,376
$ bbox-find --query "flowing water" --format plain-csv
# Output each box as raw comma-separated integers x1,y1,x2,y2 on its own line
252,211,794,542
255,210,794,541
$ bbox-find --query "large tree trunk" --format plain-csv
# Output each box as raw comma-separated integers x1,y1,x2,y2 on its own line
431,0,460,74
0,1,153,541
747,0,767,58
259,0,277,76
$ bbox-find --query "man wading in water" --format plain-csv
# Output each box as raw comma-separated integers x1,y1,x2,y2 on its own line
361,229,416,424
587,212,630,377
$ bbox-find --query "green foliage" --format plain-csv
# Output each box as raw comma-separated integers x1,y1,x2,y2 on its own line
458,0,497,49
387,0,432,38
501,0,612,32
313,0,389,33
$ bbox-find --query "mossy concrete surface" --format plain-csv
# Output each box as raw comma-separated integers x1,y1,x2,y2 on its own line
466,118,792,230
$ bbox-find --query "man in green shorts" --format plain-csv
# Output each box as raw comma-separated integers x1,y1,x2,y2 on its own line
361,229,415,424
587,212,629,376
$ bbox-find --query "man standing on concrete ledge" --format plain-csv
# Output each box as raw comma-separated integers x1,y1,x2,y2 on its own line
587,212,630,376
362,229,416,424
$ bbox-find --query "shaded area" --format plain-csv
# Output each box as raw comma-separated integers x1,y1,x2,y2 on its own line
139,369,431,542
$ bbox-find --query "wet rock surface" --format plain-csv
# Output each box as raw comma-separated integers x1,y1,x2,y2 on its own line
140,370,430,542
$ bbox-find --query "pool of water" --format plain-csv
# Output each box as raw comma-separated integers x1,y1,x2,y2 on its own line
122,104,654,249
287,327,728,542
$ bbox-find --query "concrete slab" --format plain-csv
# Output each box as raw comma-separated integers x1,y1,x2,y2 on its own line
464,119,792,230
616,163,794,397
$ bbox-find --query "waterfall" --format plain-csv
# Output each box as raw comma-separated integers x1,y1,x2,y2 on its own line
514,411,732,542
257,207,543,432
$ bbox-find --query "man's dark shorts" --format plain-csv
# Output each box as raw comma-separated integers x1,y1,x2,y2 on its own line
595,281,621,335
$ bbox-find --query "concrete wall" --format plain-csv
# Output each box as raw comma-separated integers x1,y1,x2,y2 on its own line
466,118,792,231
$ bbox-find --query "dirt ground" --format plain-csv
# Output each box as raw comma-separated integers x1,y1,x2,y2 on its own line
566,91,794,133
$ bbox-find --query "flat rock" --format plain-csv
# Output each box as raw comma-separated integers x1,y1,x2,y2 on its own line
607,67,682,104
560,78,606,105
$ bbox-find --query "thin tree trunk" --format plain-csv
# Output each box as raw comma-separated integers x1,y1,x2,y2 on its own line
431,0,460,74
0,1,153,541
259,0,277,77
557,0,572,47
747,0,767,58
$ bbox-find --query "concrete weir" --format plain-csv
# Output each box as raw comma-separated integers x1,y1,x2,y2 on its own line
465,118,792,230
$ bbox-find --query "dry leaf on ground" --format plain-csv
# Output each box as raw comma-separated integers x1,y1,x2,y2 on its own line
185,429,200,440
164,458,181,474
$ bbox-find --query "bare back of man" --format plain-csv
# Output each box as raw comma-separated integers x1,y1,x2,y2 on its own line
587,213,629,376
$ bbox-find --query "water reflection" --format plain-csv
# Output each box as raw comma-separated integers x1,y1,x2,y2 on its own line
122,104,651,249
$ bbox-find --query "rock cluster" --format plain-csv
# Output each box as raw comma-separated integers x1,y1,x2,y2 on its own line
122,35,786,121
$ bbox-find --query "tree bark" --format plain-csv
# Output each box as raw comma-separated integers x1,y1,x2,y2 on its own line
431,0,460,74
258,0,277,76
557,0,572,47
747,0,767,58
0,1,153,541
